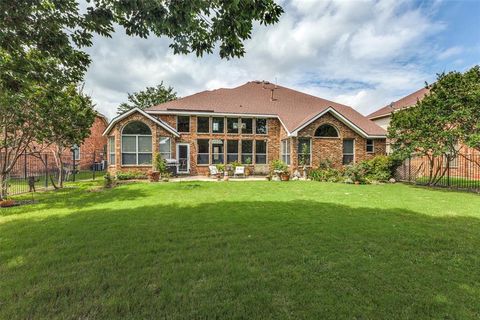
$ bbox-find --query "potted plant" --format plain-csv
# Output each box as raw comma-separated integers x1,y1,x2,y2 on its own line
215,164,225,181
271,159,289,181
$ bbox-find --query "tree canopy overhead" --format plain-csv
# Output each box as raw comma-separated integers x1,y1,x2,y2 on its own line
117,82,178,114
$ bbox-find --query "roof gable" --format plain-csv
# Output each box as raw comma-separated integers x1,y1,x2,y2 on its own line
103,108,179,137
368,87,430,120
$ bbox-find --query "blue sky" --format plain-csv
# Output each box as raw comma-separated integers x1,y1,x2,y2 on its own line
84,0,480,119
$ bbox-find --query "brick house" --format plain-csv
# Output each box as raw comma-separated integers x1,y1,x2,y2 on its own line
368,87,480,179
104,81,387,176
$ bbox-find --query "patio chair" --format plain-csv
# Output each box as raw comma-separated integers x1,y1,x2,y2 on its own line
234,166,245,178
209,165,219,178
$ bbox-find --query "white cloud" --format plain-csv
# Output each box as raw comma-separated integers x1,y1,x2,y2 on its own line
438,46,463,60
83,0,451,120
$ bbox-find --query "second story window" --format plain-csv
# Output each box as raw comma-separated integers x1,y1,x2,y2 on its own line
177,116,190,133
227,117,239,134
241,118,253,134
256,118,267,134
212,117,224,133
197,117,209,133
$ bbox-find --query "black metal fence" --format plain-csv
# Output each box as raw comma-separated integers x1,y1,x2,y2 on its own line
395,153,480,192
1,150,106,198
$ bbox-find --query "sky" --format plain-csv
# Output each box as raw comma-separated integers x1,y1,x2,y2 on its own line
83,0,480,120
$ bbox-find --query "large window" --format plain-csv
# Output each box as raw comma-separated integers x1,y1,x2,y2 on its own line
212,117,224,133
122,121,152,165
241,118,253,134
315,124,339,137
241,140,253,164
366,139,374,153
281,139,290,165
297,138,311,166
159,137,172,159
227,118,239,134
197,139,209,165
255,140,267,164
343,139,354,165
227,140,239,163
197,117,209,133
256,118,267,134
211,139,224,164
108,136,115,165
177,116,190,132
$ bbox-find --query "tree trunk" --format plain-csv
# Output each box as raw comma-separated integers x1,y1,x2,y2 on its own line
0,172,8,200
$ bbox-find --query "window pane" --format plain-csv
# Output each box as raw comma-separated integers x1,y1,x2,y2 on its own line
122,153,137,165
138,136,152,152
315,124,338,137
256,118,267,134
343,139,354,154
72,145,80,160
255,155,267,164
197,117,209,133
110,154,115,165
138,153,152,165
159,137,171,154
241,154,252,164
197,139,209,154
122,136,137,153
343,155,354,165
177,116,190,132
109,136,115,152
197,154,209,164
123,121,151,134
255,140,266,154
227,140,238,153
298,138,311,165
366,139,374,153
212,141,224,164
241,118,253,134
241,140,253,153
227,118,239,133
212,117,224,133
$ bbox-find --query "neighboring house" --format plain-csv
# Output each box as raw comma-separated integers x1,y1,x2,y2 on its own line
368,87,480,179
104,81,387,176
37,113,109,170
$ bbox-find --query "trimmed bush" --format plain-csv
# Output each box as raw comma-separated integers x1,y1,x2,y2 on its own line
116,171,148,180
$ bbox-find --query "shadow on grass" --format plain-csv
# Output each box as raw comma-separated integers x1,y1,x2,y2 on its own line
1,199,479,319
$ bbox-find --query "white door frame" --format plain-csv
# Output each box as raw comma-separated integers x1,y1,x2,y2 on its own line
176,143,190,174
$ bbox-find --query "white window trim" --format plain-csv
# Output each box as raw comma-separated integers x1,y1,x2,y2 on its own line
366,139,375,154
73,145,80,161
176,143,190,173
314,124,340,138
121,134,153,166
108,136,115,166
297,138,312,166
343,139,355,165
281,139,291,165
159,137,172,160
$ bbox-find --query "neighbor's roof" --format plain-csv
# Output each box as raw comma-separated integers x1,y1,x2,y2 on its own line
367,87,430,120
146,81,386,137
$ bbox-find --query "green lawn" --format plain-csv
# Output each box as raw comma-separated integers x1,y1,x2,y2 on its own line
1,181,479,319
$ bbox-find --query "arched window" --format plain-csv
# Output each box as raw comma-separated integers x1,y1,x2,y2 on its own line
122,121,152,165
314,124,339,137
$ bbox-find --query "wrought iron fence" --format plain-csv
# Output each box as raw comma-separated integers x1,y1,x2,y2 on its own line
0,150,106,198
394,153,480,192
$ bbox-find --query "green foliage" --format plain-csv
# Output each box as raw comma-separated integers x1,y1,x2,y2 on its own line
117,82,178,115
364,155,395,182
215,164,225,173
308,160,343,182
153,153,167,175
299,143,310,167
244,157,252,165
116,171,148,181
103,172,114,188
271,159,288,172
230,161,242,169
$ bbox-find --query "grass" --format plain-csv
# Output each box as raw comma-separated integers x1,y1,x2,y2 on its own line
415,176,480,189
1,181,480,319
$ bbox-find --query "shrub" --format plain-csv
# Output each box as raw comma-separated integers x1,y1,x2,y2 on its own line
364,155,393,182
116,171,147,180
215,164,225,173
271,159,288,172
308,160,343,182
153,153,167,175
103,172,114,188
344,162,369,184
230,161,242,169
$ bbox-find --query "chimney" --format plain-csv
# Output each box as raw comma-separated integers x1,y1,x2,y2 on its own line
270,89,275,101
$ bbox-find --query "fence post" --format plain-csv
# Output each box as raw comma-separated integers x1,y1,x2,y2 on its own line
44,154,48,189
93,150,96,180
447,157,450,187
408,157,411,183
72,149,76,182
24,151,28,179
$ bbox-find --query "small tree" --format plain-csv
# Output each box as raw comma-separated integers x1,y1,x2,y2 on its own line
389,65,480,185
117,83,178,114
